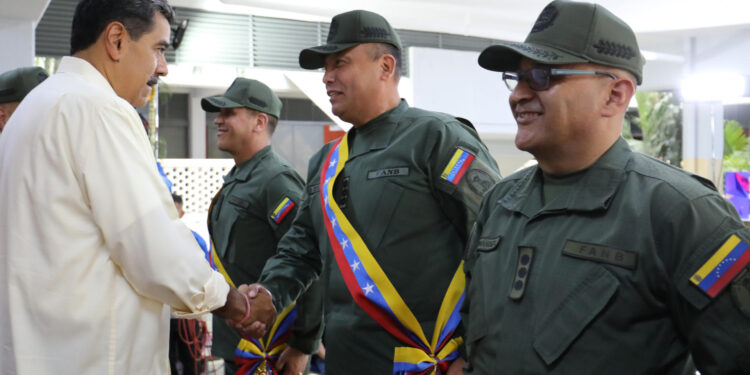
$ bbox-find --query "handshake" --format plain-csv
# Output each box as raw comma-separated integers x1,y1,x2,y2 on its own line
213,283,277,338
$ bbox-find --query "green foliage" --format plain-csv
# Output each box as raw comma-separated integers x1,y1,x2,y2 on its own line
622,92,682,165
723,120,750,171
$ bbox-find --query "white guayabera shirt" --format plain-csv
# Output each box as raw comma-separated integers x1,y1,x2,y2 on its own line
0,56,229,375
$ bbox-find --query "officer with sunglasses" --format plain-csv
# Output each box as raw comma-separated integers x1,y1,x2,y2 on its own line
462,1,750,374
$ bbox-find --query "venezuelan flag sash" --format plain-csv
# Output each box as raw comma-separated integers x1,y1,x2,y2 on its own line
320,134,465,375
208,191,298,375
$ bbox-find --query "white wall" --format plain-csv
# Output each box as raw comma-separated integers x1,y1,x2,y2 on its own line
408,46,532,175
0,19,36,72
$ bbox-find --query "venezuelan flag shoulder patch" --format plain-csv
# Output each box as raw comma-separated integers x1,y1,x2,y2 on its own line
441,148,475,185
691,234,750,297
270,197,295,224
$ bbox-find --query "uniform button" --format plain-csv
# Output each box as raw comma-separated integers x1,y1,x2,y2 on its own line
520,254,530,265
517,267,527,278
514,280,524,290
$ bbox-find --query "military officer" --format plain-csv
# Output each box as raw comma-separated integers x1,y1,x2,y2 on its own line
244,9,502,375
0,66,48,132
203,78,323,375
463,1,750,374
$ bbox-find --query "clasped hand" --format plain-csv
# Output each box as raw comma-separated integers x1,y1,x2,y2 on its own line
216,283,277,338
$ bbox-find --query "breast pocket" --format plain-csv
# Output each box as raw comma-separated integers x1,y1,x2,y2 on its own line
532,265,620,365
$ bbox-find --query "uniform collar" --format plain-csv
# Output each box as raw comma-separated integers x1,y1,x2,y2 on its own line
500,137,631,218
224,145,273,183
347,100,408,160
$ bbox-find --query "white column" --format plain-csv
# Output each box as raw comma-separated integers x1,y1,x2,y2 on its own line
189,89,209,158
682,101,724,186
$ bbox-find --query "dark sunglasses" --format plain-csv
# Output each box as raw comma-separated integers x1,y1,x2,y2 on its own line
502,67,617,91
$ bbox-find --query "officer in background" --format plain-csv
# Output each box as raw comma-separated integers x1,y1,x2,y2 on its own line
202,78,323,375
247,10,501,375
0,66,48,132
463,1,750,374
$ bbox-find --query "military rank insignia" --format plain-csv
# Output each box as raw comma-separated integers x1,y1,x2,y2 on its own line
690,234,750,298
270,197,295,224
441,148,475,185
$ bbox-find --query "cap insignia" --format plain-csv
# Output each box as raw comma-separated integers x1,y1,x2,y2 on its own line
592,40,636,60
507,42,561,61
531,4,558,33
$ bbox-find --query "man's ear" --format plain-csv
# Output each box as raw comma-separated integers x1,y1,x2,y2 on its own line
103,21,128,62
602,78,635,118
380,54,396,81
254,112,268,133
0,107,8,127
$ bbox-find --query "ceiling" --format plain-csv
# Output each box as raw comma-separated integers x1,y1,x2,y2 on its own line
170,0,750,43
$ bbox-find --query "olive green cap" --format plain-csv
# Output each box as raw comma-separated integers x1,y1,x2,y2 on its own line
201,78,282,118
299,9,402,69
478,0,645,84
0,66,49,104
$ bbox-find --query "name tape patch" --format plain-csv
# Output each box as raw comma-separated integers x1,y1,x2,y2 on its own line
367,167,409,180
562,240,637,270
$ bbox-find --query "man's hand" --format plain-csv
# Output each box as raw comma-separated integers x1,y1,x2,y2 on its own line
276,346,309,375
447,358,465,375
213,284,277,338
231,283,277,337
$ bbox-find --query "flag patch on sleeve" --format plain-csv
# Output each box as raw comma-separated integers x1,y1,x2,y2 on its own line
690,234,750,297
441,148,475,185
270,197,295,223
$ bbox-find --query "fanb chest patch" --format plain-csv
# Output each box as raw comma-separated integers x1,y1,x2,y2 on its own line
562,240,637,270
367,167,409,179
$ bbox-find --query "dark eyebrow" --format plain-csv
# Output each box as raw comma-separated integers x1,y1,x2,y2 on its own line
157,40,170,48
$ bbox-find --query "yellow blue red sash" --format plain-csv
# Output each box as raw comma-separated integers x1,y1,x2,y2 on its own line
320,134,465,375
208,191,298,375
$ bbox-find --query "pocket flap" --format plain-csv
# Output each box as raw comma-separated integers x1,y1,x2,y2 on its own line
532,266,619,365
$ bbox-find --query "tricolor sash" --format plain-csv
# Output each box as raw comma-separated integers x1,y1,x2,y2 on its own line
320,134,465,375
208,191,298,375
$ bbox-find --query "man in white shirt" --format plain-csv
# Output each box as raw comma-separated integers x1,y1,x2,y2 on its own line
0,1,274,374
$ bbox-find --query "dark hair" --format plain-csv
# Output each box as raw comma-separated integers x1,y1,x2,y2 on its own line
70,0,175,55
171,193,182,204
247,109,278,135
266,114,278,135
368,43,402,81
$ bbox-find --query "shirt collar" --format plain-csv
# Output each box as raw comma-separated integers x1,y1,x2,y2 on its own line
56,56,119,97
224,145,273,183
347,100,408,160
500,137,632,218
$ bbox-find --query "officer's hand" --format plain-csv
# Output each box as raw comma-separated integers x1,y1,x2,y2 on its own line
446,358,465,375
276,346,309,375
230,283,277,338
213,287,268,338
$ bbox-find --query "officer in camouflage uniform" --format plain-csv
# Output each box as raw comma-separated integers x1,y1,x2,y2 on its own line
248,10,501,375
203,78,322,375
463,1,750,374
0,66,48,132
